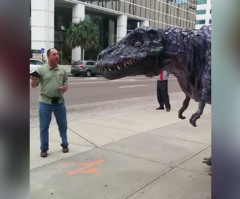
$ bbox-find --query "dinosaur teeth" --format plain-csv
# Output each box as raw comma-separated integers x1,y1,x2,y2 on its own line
120,64,126,68
100,60,135,73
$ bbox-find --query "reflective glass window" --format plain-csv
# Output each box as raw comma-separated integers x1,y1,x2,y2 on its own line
196,9,206,14
196,19,206,24
197,0,207,5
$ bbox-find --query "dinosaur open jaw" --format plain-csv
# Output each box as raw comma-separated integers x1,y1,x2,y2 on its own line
97,59,136,73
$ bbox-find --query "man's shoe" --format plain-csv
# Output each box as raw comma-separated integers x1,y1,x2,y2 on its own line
62,146,69,153
156,106,164,110
166,108,171,112
40,151,48,158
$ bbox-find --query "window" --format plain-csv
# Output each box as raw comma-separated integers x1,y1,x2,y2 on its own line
76,61,83,65
173,0,188,3
86,62,95,65
197,0,207,5
196,19,205,24
36,61,44,65
30,60,37,65
210,9,212,14
209,19,211,24
196,10,206,15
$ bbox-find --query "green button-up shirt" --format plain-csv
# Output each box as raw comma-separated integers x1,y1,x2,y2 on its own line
36,64,68,104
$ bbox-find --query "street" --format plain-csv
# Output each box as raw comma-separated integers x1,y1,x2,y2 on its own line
30,75,181,110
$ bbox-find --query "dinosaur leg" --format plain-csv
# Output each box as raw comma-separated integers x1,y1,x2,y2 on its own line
190,100,206,127
178,95,190,119
190,68,211,127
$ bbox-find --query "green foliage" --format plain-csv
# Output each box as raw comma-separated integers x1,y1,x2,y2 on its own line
66,20,99,51
85,46,103,61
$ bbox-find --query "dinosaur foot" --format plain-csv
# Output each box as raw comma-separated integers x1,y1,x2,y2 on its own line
190,113,200,127
203,157,211,166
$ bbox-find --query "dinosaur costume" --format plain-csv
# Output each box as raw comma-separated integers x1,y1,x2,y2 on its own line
96,25,211,165
96,25,211,126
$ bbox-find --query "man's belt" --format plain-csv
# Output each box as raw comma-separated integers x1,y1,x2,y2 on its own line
41,94,61,104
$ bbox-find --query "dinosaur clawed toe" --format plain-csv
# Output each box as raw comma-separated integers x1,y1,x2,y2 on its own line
203,157,211,166
190,113,200,127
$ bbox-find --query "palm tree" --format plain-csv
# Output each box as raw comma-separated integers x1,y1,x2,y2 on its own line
66,20,99,61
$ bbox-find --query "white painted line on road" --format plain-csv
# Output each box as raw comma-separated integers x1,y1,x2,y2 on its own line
67,76,177,85
68,81,114,85
119,85,148,88
68,80,151,85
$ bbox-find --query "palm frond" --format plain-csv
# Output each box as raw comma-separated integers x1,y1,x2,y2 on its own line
66,20,99,50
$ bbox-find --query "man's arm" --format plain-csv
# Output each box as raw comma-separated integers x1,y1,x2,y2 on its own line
63,70,68,88
30,77,39,88
59,69,68,93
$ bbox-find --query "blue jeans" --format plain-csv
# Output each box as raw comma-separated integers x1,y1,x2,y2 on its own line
39,101,68,152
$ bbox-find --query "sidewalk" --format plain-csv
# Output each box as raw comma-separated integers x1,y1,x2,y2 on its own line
30,92,211,199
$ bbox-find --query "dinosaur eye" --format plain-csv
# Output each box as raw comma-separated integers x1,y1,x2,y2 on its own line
132,40,142,47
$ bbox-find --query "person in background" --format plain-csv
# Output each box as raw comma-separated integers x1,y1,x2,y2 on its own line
156,69,171,112
30,48,69,158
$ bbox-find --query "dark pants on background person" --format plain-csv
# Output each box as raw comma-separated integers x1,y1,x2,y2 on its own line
157,80,171,110
39,101,68,152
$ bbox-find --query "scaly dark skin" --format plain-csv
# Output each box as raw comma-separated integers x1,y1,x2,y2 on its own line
96,25,211,165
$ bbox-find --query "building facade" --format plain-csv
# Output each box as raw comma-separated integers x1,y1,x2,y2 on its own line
195,0,211,29
31,0,197,63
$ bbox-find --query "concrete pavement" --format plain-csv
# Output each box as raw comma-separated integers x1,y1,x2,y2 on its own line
30,92,211,199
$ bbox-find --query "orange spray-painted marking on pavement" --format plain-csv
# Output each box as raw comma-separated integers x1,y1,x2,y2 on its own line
67,159,103,175
61,163,68,167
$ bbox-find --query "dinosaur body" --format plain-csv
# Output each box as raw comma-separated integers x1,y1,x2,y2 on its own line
96,25,211,127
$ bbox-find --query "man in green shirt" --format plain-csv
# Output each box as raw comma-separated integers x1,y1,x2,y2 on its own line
31,48,69,158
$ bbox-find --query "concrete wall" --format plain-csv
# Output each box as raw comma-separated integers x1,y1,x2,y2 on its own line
31,0,55,60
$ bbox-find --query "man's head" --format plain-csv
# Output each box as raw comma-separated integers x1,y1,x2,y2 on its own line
47,48,59,68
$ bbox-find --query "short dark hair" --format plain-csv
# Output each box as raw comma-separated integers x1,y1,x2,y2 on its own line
47,48,59,57
47,48,53,57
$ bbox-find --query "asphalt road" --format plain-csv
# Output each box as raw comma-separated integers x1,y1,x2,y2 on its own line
30,75,181,110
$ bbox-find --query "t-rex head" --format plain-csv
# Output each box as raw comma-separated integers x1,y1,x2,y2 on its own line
96,27,164,80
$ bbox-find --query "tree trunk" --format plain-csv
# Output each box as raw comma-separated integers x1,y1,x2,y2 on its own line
80,47,85,60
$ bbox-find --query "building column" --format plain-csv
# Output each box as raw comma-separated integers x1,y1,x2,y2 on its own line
140,20,150,27
72,3,85,62
31,0,54,61
117,15,127,42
